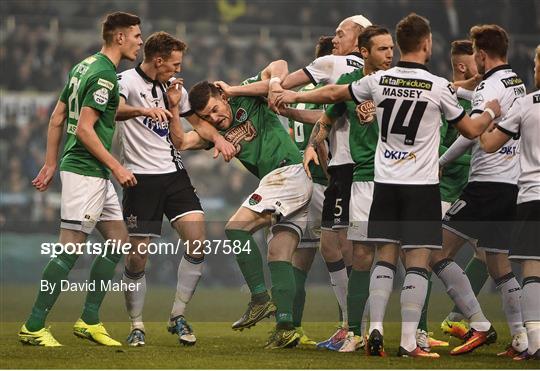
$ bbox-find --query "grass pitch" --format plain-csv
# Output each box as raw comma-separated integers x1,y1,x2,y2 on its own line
0,286,535,369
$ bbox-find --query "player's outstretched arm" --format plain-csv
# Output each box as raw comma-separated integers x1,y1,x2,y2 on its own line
185,114,236,161
76,106,137,187
479,127,512,153
275,84,351,107
176,131,211,151
279,107,324,125
303,114,333,178
32,100,67,192
439,135,476,168
115,96,172,122
454,99,501,139
214,60,288,98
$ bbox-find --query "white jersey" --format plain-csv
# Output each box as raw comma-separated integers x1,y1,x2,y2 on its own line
117,66,192,174
468,64,525,184
497,91,540,204
304,53,364,167
350,61,465,185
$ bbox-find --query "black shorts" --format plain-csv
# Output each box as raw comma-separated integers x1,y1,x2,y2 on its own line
321,164,353,229
122,170,203,237
509,200,540,261
368,183,442,248
442,181,517,252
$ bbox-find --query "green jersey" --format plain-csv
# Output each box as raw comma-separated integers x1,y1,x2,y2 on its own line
325,69,378,182
288,83,328,186
439,98,472,203
220,74,302,179
59,52,120,179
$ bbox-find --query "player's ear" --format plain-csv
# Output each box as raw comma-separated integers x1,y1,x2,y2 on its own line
360,46,369,60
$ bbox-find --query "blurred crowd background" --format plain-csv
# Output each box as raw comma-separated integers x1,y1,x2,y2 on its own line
1,0,539,287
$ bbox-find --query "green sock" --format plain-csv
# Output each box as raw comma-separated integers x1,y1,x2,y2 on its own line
25,253,79,331
418,272,432,332
347,269,370,336
269,261,295,326
292,266,307,327
80,252,122,325
226,229,267,297
450,257,489,316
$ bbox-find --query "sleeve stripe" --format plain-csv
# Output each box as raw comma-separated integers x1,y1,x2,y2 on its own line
348,84,360,105
119,93,127,100
302,67,318,85
470,109,484,116
496,124,517,137
180,110,194,117
446,109,466,125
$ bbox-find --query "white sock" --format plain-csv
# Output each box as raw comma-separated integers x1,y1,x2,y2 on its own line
434,259,490,331
170,254,204,319
369,262,396,335
123,268,146,331
327,259,349,325
447,311,465,322
361,298,369,336
495,273,526,338
522,277,540,354
400,268,429,352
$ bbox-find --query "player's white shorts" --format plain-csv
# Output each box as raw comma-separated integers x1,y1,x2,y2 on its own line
60,171,123,234
347,181,374,241
298,182,325,248
242,164,313,238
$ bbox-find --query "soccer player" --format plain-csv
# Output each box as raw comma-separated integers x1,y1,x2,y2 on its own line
437,24,527,356
300,25,394,353
219,15,372,347
286,35,333,346
182,73,313,348
19,12,143,346
115,31,232,346
274,13,501,357
479,44,540,360
438,40,489,341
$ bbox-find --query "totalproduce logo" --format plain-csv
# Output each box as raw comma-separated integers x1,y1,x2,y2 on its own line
379,76,433,90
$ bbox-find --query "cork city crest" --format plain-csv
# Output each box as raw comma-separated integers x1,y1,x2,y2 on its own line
235,107,248,123
223,120,257,152
356,100,376,125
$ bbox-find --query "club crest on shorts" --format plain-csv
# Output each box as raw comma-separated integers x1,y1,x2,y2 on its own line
126,214,138,229
235,107,248,123
248,193,262,205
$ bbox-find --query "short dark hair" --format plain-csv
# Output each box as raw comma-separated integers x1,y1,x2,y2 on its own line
315,36,334,58
470,24,508,59
189,81,222,113
102,12,140,44
144,31,187,62
396,13,431,54
359,25,390,52
451,40,473,56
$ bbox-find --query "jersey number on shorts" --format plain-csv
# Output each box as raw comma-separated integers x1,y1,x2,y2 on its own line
293,103,307,143
334,198,343,217
68,76,81,120
378,98,428,145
